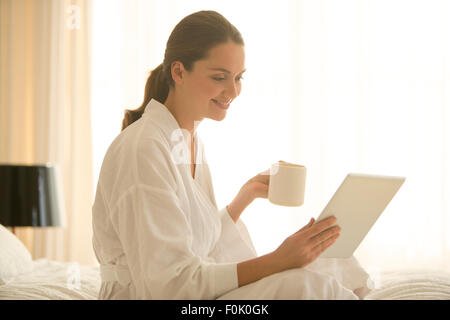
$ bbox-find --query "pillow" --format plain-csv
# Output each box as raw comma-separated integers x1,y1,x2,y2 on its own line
0,224,34,284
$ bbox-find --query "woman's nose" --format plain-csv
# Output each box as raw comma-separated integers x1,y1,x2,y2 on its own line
225,80,239,99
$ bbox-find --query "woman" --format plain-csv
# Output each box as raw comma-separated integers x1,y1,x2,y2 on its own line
92,10,371,300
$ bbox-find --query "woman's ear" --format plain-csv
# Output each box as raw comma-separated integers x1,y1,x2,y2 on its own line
170,61,185,85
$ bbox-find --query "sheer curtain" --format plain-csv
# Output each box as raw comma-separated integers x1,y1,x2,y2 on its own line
0,0,95,265
91,0,450,273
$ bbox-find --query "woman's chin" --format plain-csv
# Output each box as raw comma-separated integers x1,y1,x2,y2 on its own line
209,114,227,122
207,108,228,121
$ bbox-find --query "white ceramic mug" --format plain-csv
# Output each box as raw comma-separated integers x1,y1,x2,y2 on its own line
268,161,307,206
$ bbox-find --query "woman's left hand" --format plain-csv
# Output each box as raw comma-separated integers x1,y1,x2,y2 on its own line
227,168,272,223
241,169,271,200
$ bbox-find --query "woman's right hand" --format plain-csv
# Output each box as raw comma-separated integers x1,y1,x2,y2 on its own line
272,216,341,271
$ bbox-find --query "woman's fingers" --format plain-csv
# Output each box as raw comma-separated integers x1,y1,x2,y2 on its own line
249,172,270,185
277,216,340,270
308,225,341,248
293,216,337,242
252,181,269,199
304,216,337,238
311,232,340,256
294,217,315,235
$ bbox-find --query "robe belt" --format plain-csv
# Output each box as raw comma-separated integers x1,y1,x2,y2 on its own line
100,264,132,286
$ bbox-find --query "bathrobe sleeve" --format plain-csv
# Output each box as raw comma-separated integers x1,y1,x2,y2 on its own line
108,140,238,300
210,206,258,263
197,138,258,263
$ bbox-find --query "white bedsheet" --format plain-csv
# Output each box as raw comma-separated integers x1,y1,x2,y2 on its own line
0,259,101,300
1,259,449,300
365,269,450,300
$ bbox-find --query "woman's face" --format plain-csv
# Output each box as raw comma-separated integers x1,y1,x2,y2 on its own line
179,41,246,121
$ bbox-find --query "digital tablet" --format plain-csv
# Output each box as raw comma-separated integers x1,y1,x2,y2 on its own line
315,173,406,258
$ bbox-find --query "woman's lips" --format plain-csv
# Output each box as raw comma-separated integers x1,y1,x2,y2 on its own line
212,99,230,110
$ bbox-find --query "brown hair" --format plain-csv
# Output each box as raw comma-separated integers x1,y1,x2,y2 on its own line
121,10,244,131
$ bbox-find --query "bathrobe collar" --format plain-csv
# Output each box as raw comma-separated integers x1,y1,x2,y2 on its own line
143,98,198,143
143,98,200,177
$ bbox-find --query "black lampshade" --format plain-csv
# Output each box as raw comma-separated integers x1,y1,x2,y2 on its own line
0,164,65,227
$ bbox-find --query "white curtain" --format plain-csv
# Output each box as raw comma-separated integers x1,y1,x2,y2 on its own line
0,0,96,265
91,0,450,273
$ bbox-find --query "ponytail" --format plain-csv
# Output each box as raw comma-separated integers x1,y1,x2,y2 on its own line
121,63,170,131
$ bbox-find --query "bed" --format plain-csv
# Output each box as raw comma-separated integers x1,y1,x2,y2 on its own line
0,258,100,300
1,224,449,300
0,224,101,300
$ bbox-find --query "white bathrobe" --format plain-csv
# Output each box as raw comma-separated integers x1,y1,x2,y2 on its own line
92,98,371,300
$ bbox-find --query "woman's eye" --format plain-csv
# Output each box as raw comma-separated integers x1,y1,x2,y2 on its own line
212,76,244,82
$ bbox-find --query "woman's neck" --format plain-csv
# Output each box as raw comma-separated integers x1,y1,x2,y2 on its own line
163,90,200,140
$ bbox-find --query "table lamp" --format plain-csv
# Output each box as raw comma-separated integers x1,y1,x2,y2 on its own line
0,164,66,235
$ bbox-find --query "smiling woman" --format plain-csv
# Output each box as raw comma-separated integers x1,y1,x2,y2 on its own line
92,9,371,300
90,1,450,302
